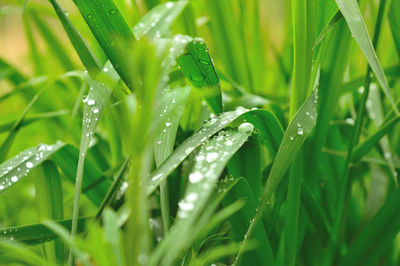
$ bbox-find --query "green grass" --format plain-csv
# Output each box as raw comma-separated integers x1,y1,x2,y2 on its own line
1,0,400,265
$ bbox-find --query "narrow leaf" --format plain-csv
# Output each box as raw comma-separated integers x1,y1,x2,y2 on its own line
335,0,399,114
0,142,65,193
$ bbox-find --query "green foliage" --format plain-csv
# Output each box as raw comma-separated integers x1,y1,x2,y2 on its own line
1,0,400,265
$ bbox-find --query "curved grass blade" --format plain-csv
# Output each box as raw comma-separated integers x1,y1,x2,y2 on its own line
313,10,343,50
339,188,400,265
0,142,65,193
176,38,222,114
35,161,64,264
222,177,275,265
48,0,102,76
102,208,123,266
234,90,318,265
69,75,112,263
154,86,191,166
146,107,251,195
0,88,45,162
0,217,89,245
351,116,400,162
151,127,254,265
0,110,69,133
51,144,111,207
0,240,47,266
389,0,400,55
44,220,91,266
0,58,26,85
154,85,191,231
31,11,76,71
146,107,283,195
243,110,284,155
133,1,188,39
95,158,130,219
73,0,135,89
335,0,399,114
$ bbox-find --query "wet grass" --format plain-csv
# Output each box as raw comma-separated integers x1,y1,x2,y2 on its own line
0,0,400,265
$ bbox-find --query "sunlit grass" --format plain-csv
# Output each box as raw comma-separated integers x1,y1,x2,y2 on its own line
0,0,400,265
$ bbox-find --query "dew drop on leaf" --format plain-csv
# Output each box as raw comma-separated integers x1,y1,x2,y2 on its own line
238,122,254,133
199,59,209,65
297,128,304,135
190,73,205,82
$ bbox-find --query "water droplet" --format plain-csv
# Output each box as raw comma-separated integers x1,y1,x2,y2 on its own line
166,2,173,9
190,73,205,82
297,128,304,135
345,118,354,125
103,67,109,72
109,9,117,15
206,152,218,162
238,122,254,133
88,99,95,105
87,13,93,19
26,162,33,168
186,192,198,202
289,136,294,141
199,59,209,65
0,185,4,190
165,122,171,127
204,117,217,127
82,95,88,103
11,176,18,183
189,172,203,183
178,201,194,211
93,108,99,114
157,141,162,145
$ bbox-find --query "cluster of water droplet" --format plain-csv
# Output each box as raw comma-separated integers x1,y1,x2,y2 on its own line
0,143,61,191
133,2,176,40
81,82,110,156
177,126,253,219
288,91,318,141
217,175,235,193
1,227,18,241
147,106,252,193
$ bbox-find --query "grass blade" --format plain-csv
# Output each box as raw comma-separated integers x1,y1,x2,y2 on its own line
133,1,188,39
35,160,64,264
0,88,45,161
48,0,102,76
151,126,254,265
339,188,400,265
0,110,69,133
51,144,111,207
0,218,88,245
73,0,135,89
235,90,318,265
351,116,400,162
0,142,65,193
335,0,399,114
176,38,223,114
